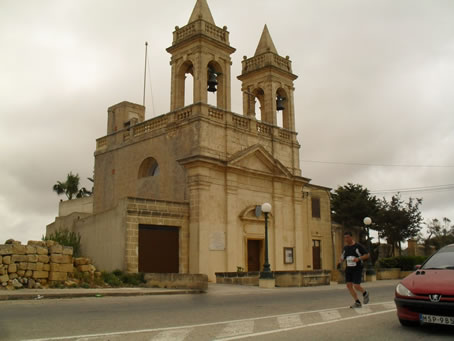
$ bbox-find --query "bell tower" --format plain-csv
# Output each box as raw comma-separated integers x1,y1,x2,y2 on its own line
237,25,298,131
167,0,236,111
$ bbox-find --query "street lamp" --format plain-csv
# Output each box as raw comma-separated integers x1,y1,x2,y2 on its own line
363,217,372,255
363,217,375,279
260,202,273,279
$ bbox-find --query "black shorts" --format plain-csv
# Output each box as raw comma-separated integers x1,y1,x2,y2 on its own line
345,268,363,284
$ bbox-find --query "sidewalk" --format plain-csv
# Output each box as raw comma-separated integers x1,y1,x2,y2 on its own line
0,287,205,301
0,280,400,301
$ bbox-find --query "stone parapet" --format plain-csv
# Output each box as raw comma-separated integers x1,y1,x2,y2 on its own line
241,52,293,75
215,270,331,287
376,268,414,280
95,103,297,155
144,273,208,291
172,20,230,46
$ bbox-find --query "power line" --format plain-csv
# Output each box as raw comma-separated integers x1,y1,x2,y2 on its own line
301,160,454,168
370,184,454,195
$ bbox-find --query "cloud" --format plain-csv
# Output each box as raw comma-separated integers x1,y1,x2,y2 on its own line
1,0,454,244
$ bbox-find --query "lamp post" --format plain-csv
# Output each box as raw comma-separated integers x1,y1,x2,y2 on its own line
363,217,376,280
260,202,273,279
363,217,372,255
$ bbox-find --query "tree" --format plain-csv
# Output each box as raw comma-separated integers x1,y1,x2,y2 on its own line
423,217,454,249
53,172,92,200
375,194,423,255
331,183,380,238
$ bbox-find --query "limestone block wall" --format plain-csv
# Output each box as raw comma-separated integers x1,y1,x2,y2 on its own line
0,240,73,290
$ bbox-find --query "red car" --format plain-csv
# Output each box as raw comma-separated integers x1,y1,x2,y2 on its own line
394,244,454,327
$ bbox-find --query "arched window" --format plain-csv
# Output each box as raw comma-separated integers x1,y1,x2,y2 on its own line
138,157,160,178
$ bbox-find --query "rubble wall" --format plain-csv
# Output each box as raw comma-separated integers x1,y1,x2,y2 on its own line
0,240,74,289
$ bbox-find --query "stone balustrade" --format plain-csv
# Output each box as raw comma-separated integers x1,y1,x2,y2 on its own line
95,103,296,153
173,20,229,45
241,53,292,74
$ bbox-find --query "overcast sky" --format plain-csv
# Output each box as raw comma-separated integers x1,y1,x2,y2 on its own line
1,0,453,243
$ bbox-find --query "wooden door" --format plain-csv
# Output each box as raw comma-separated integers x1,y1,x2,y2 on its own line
312,239,321,270
247,240,261,272
139,225,179,273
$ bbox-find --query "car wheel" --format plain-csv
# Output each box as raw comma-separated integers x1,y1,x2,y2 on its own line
399,318,419,327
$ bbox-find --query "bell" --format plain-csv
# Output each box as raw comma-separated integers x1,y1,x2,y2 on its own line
276,95,285,111
207,69,218,92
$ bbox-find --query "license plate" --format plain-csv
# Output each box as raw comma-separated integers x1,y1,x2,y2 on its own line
420,314,454,325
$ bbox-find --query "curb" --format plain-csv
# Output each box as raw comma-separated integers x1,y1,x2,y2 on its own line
0,289,206,301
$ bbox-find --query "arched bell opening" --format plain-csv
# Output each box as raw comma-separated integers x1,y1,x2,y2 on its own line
253,88,265,122
177,61,194,108
276,88,289,129
207,61,223,108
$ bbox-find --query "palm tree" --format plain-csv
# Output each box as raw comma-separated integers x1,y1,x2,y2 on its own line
53,172,91,200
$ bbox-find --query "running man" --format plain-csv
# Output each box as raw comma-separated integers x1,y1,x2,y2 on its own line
338,231,370,308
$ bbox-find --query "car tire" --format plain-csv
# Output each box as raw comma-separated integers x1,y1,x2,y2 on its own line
399,318,419,327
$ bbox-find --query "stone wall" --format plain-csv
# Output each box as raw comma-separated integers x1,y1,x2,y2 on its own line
144,273,208,291
215,270,331,287
0,240,74,290
405,239,436,257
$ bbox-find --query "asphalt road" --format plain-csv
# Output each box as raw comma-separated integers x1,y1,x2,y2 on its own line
0,281,452,340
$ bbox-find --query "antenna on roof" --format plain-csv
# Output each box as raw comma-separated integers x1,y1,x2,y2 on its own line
143,41,148,107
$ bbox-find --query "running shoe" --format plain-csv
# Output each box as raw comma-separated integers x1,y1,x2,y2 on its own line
350,301,362,308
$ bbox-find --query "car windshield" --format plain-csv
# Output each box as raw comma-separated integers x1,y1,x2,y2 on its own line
422,245,454,270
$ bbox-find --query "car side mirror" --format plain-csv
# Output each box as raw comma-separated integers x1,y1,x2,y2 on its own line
415,265,421,270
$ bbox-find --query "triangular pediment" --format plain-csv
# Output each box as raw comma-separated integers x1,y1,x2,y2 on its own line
227,145,292,178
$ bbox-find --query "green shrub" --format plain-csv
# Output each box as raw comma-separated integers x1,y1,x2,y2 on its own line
73,269,91,282
377,256,428,270
377,257,400,269
113,269,123,277
101,270,146,287
42,230,81,257
397,256,427,271
102,271,123,287
49,281,65,289
120,272,145,286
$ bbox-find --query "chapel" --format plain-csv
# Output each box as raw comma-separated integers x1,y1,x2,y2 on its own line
47,0,333,282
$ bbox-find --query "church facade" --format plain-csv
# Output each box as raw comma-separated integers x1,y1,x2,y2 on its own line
47,0,334,282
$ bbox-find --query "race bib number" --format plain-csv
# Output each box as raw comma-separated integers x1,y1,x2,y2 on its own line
346,256,357,267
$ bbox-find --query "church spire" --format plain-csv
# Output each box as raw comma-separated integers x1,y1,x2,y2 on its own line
188,0,215,24
254,25,278,56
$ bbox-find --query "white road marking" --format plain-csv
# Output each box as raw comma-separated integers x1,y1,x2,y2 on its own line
151,328,192,341
354,306,372,314
382,302,396,310
217,321,254,338
319,309,341,321
215,309,397,341
23,301,396,341
277,314,303,328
